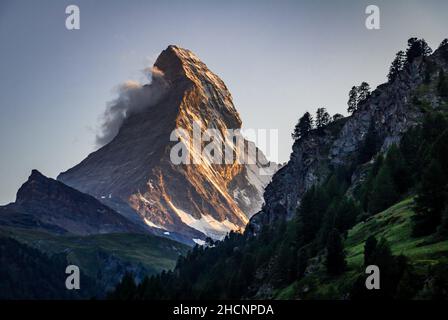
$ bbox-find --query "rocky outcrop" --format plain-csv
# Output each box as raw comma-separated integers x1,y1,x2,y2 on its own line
249,44,448,233
58,46,275,242
0,170,142,235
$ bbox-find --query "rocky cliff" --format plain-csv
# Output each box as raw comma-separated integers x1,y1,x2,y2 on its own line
249,43,448,232
58,46,275,242
0,170,142,235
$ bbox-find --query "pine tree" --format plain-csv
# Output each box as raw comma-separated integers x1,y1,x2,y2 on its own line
364,235,378,266
347,86,358,114
358,82,371,103
413,159,447,236
368,163,399,215
332,113,344,122
439,38,448,49
437,208,448,238
316,107,331,130
292,112,313,140
334,198,360,232
358,154,383,212
431,129,448,179
296,188,317,245
272,240,294,286
352,239,409,299
348,82,371,114
296,187,328,245
388,51,406,82
399,126,423,180
406,37,419,63
406,38,432,64
385,144,411,194
296,247,309,278
437,69,448,98
109,273,137,300
325,229,346,276
439,39,448,61
317,204,337,247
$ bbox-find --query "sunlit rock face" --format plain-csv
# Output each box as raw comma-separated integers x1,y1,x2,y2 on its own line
58,45,276,242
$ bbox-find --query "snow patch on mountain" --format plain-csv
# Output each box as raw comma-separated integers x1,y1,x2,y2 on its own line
167,199,238,240
144,218,165,230
193,239,206,246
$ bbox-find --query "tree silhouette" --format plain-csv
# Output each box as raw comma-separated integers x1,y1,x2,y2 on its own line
406,38,432,64
413,159,447,236
358,82,371,103
332,113,344,122
368,163,399,215
347,82,370,114
316,107,331,130
347,86,358,114
388,51,406,82
292,112,314,140
437,69,448,98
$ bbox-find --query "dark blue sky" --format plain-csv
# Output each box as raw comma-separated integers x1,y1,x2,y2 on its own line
1,0,448,204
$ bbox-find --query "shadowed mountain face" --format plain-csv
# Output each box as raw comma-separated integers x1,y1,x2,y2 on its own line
0,170,142,235
58,45,275,241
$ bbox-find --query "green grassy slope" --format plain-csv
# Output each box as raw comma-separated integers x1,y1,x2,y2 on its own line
0,227,189,279
275,198,448,299
345,198,448,269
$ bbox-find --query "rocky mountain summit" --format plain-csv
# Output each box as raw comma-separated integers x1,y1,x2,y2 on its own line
58,45,275,242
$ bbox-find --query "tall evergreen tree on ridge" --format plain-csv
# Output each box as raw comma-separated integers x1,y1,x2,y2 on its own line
439,38,448,49
406,37,432,64
347,86,359,114
437,69,448,98
316,107,331,130
439,38,448,61
358,82,371,103
347,82,371,114
332,113,344,122
388,50,406,82
292,112,314,140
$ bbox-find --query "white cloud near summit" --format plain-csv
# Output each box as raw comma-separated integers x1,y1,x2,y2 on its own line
96,66,168,147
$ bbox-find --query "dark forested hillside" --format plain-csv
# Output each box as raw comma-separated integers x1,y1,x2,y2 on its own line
0,236,97,299
0,227,189,299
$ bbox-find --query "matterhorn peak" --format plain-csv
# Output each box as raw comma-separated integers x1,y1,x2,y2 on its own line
153,45,205,82
59,46,276,244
